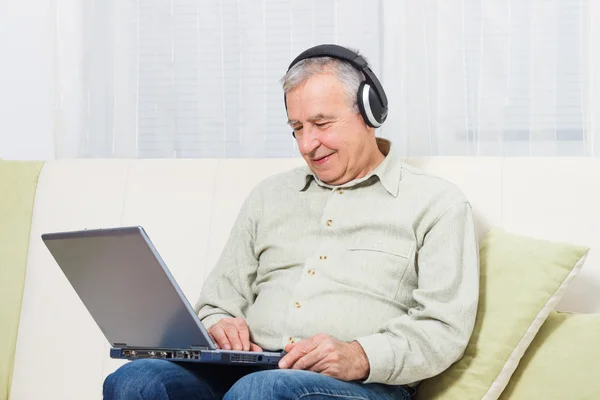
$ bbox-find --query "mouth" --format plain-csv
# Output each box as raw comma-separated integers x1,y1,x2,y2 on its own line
312,154,333,166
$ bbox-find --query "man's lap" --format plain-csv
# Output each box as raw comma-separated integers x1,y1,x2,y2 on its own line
226,369,413,400
103,359,258,400
103,359,413,400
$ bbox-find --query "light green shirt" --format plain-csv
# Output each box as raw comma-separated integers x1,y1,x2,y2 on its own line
195,138,479,386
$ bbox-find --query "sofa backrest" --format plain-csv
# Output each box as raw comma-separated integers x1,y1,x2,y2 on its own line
9,157,600,399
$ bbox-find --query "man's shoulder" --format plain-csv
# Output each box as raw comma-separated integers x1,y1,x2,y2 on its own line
250,165,308,195
236,166,307,217
400,162,469,206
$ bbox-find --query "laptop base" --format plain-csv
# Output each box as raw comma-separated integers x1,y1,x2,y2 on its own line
110,347,283,367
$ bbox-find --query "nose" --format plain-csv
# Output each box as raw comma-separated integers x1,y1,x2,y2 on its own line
296,126,320,155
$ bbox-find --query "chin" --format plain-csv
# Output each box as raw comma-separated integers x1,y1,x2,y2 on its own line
316,172,339,185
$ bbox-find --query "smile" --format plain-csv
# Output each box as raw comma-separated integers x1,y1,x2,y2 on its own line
312,154,333,165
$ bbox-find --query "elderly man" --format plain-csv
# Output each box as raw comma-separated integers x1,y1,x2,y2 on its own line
103,44,479,400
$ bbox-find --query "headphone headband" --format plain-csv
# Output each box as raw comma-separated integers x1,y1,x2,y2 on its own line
287,45,368,71
286,44,388,111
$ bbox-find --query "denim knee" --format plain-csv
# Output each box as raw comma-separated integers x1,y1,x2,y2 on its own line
224,369,308,400
103,359,170,400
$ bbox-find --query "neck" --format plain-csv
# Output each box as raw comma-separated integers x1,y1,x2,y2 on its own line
353,140,385,181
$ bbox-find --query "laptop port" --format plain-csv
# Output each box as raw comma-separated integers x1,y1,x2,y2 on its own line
123,350,137,357
122,350,174,359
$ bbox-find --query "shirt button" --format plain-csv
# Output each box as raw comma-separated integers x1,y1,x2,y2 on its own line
308,269,315,275
295,301,301,308
288,337,296,344
338,189,344,194
319,255,327,260
326,219,333,226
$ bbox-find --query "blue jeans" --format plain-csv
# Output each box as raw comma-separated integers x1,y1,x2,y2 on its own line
103,359,414,400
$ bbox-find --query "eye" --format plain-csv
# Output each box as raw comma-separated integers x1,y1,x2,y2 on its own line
315,122,330,128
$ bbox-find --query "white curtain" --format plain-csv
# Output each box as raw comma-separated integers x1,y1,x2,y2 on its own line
53,0,381,158
381,0,599,157
51,0,599,158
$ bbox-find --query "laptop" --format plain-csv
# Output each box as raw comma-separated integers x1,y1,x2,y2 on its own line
41,226,284,366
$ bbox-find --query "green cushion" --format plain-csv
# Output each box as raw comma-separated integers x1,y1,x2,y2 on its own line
418,229,589,400
499,311,600,399
0,161,45,399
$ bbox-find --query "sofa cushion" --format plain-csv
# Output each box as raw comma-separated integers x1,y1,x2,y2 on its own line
418,228,589,400
499,311,600,399
0,161,45,399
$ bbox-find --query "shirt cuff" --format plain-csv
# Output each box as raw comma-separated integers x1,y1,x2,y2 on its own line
355,333,397,384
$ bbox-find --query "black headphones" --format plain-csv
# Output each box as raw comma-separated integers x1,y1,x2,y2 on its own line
285,44,388,131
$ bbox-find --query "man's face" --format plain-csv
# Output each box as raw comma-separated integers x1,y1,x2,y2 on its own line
286,72,372,185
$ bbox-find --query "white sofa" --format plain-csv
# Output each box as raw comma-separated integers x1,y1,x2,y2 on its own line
8,156,600,399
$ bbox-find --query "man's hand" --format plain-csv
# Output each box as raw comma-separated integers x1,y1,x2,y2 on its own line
208,317,263,352
278,333,370,381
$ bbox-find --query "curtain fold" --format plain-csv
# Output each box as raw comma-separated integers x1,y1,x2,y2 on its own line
381,0,597,157
51,0,598,158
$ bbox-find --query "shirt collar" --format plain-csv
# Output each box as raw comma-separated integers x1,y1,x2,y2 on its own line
299,138,402,197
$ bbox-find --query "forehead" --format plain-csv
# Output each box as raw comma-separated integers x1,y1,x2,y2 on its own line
285,73,350,117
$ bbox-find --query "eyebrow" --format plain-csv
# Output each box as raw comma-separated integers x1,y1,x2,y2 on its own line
287,114,336,126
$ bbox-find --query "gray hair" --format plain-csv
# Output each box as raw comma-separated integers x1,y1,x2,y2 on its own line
280,53,367,113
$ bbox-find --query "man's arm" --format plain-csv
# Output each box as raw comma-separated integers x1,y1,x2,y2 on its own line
194,189,261,338
355,201,480,385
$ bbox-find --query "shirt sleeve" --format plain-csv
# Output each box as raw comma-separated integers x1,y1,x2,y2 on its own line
194,188,261,330
356,201,480,385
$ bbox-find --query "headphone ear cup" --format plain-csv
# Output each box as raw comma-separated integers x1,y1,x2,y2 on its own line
357,82,385,128
368,84,387,126
356,82,371,127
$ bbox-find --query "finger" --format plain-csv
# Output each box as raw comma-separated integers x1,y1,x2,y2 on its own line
279,338,319,369
290,347,323,371
308,352,339,375
308,343,348,379
208,332,220,349
249,342,263,352
291,338,334,371
224,324,244,351
209,325,231,350
233,319,251,351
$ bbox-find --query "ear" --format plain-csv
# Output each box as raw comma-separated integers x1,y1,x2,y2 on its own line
359,114,375,135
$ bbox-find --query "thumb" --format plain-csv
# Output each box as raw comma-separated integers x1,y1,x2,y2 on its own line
250,342,263,352
284,343,296,353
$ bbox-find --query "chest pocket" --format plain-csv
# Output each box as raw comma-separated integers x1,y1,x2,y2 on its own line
339,237,415,298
